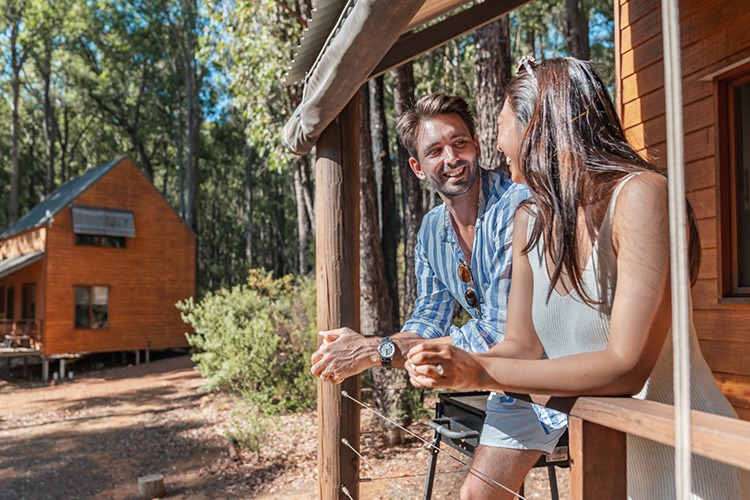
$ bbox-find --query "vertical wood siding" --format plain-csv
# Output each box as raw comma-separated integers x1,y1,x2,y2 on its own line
41,158,196,355
618,0,750,419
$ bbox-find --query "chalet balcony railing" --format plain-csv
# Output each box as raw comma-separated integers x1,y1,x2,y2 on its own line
0,319,42,350
512,393,750,497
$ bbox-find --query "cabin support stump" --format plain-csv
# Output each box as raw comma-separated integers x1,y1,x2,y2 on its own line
569,415,627,498
42,358,49,381
58,359,66,380
315,96,361,499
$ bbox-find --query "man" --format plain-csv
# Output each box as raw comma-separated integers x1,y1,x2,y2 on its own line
310,93,565,499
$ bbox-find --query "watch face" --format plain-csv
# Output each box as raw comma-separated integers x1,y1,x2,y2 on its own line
378,340,395,358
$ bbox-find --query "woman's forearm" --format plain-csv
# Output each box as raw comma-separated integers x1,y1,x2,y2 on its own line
474,349,650,397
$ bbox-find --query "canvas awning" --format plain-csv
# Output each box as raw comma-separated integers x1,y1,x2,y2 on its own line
282,0,528,155
0,251,44,280
71,206,136,238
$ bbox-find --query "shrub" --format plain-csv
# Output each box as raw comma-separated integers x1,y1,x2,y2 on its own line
178,269,317,414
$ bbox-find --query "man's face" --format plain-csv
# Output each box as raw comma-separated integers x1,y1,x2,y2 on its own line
408,113,480,199
496,98,525,184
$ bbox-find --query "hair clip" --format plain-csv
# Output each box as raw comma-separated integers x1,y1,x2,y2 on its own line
516,55,537,79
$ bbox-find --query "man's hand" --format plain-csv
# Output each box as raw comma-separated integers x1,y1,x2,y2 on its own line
310,327,379,385
404,343,487,391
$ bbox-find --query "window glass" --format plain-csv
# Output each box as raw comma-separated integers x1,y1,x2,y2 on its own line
74,286,109,329
91,286,109,328
75,286,90,328
734,83,750,288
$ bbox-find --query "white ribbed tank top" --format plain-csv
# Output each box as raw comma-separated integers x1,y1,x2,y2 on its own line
527,174,743,499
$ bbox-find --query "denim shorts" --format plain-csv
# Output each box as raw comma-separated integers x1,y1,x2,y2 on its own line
479,392,566,453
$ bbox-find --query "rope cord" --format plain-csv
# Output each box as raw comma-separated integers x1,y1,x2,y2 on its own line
661,0,692,496
341,438,411,499
341,390,525,499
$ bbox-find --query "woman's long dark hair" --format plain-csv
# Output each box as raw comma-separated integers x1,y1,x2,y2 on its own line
505,57,701,303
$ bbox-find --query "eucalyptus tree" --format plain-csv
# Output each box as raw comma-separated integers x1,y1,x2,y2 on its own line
359,86,412,445
474,16,512,172
210,0,313,276
1,0,33,223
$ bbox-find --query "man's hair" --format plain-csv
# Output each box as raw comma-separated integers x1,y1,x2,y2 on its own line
395,93,476,159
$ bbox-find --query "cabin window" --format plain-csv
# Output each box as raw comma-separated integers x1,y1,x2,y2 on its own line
71,206,134,248
22,284,36,319
0,286,4,314
74,286,109,329
74,234,127,248
718,68,750,297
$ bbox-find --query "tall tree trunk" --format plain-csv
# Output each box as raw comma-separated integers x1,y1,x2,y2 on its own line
565,0,590,60
174,88,186,219
171,0,201,233
358,87,410,445
475,16,511,172
294,156,311,274
245,144,255,269
369,76,400,328
39,41,56,195
8,9,23,223
394,63,421,320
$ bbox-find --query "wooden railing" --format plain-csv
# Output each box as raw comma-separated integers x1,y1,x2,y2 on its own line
0,319,42,350
512,393,750,497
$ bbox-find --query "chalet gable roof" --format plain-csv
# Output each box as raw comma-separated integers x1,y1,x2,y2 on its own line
0,155,127,239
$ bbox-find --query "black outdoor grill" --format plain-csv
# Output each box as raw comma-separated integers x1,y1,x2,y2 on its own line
423,391,569,500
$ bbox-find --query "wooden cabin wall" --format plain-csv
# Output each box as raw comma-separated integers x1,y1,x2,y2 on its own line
617,0,750,419
42,158,196,355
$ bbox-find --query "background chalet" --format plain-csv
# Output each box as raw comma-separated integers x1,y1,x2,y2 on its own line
0,155,196,370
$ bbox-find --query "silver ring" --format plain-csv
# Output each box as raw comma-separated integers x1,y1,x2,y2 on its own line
436,364,444,376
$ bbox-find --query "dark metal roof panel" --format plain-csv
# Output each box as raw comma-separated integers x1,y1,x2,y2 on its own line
0,155,127,240
0,251,44,280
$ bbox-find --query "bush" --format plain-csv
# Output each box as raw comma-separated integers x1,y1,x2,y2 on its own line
177,269,317,414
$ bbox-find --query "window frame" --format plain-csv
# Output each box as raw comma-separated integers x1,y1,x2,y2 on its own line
74,285,110,330
717,65,750,299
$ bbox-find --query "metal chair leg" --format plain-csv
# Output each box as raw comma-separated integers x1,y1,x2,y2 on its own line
547,464,559,500
423,432,442,500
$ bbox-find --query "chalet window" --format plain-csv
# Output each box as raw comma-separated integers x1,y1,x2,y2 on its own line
0,286,4,314
75,286,109,329
718,68,750,297
74,234,127,248
72,206,134,248
22,284,36,319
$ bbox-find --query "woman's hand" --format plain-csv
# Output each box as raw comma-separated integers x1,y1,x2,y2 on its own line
405,343,487,391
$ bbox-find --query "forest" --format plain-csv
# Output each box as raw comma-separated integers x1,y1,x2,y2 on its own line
0,0,613,296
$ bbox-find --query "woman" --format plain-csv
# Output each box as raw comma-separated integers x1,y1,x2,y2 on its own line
405,57,743,499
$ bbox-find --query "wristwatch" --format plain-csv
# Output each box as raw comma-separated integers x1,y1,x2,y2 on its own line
377,337,396,367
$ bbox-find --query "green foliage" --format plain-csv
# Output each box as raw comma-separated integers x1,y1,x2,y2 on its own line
178,268,317,413
226,399,273,456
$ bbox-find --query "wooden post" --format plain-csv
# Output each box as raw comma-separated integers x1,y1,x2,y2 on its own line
569,415,627,498
315,96,361,499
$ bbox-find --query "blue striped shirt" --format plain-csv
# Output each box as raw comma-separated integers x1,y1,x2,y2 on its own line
402,169,567,432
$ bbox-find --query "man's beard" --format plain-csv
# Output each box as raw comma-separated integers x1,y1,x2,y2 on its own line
426,157,479,198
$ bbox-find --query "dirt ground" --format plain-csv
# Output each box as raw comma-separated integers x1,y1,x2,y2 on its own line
0,354,567,499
